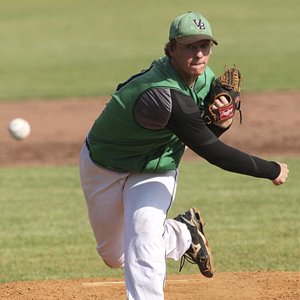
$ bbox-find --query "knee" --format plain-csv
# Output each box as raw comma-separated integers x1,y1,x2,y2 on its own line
103,257,123,269
132,210,165,235
96,248,124,269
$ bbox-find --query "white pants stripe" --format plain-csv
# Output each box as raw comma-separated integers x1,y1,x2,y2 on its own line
79,144,191,299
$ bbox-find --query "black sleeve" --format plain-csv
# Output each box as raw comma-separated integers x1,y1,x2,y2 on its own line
206,123,230,137
166,89,280,180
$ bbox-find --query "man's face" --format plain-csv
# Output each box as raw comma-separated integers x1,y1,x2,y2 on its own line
169,40,213,83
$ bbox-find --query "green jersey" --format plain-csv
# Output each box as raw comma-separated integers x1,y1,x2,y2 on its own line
88,56,215,172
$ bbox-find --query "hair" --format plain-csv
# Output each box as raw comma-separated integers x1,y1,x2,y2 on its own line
164,39,177,58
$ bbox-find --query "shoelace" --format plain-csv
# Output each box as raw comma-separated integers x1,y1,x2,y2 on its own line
178,254,197,272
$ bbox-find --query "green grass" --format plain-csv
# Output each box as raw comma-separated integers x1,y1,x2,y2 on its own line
1,158,299,283
1,0,299,101
1,0,298,285
0,166,124,282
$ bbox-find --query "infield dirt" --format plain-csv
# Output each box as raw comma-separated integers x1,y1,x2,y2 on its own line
0,92,299,299
0,91,299,166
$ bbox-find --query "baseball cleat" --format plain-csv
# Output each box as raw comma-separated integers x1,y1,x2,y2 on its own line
174,207,214,278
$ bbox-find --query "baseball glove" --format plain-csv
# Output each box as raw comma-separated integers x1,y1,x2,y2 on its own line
202,66,242,124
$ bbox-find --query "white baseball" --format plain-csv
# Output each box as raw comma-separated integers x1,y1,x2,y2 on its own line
8,118,31,140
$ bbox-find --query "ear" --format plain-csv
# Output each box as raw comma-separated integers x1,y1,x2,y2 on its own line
165,40,177,58
168,44,177,58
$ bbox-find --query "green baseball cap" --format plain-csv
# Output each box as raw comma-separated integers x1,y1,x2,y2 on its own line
169,11,218,45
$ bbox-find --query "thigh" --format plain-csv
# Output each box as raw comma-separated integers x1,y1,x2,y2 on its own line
123,170,178,239
79,144,129,267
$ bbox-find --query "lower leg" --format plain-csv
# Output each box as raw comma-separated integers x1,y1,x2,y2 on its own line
123,171,178,300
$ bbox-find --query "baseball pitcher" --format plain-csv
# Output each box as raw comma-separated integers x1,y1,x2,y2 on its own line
79,11,289,300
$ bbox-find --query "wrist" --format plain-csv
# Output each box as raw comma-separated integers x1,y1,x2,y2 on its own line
214,118,233,128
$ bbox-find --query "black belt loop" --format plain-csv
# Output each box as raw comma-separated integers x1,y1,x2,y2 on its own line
85,138,90,152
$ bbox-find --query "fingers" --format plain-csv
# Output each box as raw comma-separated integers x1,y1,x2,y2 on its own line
211,95,229,109
272,163,289,186
211,95,233,128
217,95,230,105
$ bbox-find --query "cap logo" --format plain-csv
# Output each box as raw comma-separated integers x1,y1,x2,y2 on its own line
193,19,206,30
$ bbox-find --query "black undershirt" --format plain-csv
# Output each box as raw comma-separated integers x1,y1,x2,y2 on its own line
166,89,280,180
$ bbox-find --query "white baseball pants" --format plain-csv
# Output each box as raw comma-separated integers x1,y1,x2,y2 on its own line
79,143,191,299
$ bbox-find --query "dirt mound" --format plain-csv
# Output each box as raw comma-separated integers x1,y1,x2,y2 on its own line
1,272,299,300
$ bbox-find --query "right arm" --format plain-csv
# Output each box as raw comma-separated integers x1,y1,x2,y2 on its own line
166,89,288,183
133,88,288,183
